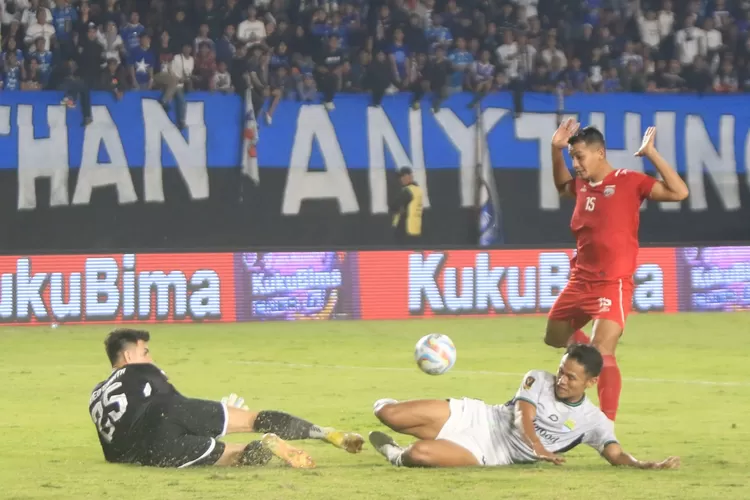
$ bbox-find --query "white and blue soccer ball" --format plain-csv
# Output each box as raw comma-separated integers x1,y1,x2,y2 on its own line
414,334,456,375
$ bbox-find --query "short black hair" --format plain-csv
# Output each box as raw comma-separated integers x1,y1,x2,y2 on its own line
104,328,150,365
568,126,605,148
564,343,603,377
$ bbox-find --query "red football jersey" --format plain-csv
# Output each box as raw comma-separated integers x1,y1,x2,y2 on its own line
567,169,657,281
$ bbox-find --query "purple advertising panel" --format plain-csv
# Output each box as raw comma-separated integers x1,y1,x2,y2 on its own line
677,246,750,312
233,251,361,321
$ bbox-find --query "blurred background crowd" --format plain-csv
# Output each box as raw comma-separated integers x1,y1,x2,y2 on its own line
2,0,749,122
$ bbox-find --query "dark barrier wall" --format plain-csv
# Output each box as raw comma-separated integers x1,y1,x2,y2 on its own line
1,92,749,252
1,246,748,324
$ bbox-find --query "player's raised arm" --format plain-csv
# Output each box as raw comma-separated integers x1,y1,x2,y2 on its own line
601,442,680,470
551,118,580,199
634,127,689,202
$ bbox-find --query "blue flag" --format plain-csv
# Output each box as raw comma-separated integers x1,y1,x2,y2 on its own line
475,106,504,246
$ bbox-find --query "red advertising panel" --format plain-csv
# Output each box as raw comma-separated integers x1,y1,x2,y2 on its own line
0,253,236,324
359,249,678,320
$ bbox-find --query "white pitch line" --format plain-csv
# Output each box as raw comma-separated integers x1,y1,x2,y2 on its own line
232,361,750,387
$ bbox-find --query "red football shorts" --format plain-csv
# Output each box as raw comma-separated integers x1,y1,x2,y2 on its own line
548,277,634,330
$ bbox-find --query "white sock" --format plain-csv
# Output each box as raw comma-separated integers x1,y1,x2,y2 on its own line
373,398,398,415
383,445,405,466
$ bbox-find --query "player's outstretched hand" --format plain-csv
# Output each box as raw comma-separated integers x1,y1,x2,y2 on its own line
221,393,250,411
535,448,566,466
551,118,580,149
640,456,680,470
634,126,656,157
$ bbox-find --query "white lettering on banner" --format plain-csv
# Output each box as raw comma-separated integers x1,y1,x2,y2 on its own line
15,102,210,209
17,104,69,210
633,264,664,311
538,253,571,309
283,105,359,214
0,255,221,322
143,100,209,202
434,108,507,207
654,112,681,211
0,105,11,134
685,115,740,211
73,106,137,205
408,252,665,314
10,103,749,213
368,107,430,212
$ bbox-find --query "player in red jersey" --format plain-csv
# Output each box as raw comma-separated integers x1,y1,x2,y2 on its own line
545,120,689,422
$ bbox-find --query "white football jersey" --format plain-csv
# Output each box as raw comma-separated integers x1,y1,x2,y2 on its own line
493,370,618,463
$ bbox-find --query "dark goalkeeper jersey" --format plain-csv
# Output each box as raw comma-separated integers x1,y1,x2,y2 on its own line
88,363,180,463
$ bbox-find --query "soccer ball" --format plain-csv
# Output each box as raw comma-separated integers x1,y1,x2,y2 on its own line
414,334,456,375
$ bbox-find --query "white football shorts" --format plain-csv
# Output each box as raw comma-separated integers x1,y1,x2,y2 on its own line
436,397,513,467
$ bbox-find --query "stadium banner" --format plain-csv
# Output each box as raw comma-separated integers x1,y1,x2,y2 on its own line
675,246,750,312
0,253,236,324
0,91,749,253
232,251,361,321
0,246,748,325
357,248,679,319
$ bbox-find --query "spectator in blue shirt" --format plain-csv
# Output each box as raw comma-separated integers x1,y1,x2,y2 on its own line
215,25,237,64
121,11,145,54
425,14,453,52
389,28,410,88
270,42,291,71
52,0,77,43
31,37,54,87
4,38,25,67
128,34,155,89
448,37,473,91
3,52,23,91
602,67,622,92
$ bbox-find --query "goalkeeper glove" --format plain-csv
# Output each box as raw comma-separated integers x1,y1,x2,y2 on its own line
221,393,249,411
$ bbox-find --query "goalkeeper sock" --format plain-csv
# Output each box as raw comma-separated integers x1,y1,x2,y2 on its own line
253,411,326,440
598,355,622,421
239,441,273,466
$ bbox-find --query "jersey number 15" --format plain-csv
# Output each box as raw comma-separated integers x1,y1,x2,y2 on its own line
585,196,596,211
90,382,128,443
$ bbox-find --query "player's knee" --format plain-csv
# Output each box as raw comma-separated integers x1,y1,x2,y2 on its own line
544,329,567,348
544,334,565,348
545,321,573,348
373,399,398,425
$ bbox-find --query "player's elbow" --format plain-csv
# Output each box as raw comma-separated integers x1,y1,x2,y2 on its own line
555,183,574,199
674,187,689,201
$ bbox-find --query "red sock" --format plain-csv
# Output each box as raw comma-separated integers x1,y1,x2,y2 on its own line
568,329,591,345
598,355,622,421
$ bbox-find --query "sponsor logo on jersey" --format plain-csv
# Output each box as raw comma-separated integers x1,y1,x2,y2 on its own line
534,423,561,444
524,376,536,390
549,414,559,422
603,185,615,197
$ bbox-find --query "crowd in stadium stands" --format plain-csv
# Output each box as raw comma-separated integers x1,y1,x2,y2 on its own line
1,0,750,122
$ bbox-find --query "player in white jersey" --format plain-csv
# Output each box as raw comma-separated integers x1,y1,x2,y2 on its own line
369,344,679,469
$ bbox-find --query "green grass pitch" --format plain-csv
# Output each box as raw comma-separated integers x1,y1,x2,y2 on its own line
1,313,749,499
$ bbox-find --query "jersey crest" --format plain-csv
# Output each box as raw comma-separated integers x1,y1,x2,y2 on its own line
603,185,615,197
